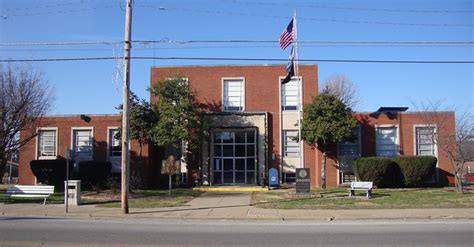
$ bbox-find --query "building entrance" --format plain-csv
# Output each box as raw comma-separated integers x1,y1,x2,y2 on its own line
212,130,257,185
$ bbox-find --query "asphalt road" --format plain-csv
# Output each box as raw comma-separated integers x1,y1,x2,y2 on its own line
0,217,472,247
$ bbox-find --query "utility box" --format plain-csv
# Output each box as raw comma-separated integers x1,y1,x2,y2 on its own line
64,180,81,206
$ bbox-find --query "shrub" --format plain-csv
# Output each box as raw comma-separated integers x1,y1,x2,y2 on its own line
393,156,437,187
77,161,112,191
353,157,400,188
30,159,75,189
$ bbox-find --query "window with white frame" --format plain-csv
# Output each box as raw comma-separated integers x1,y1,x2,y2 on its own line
376,126,398,156
283,130,300,157
73,129,92,159
108,128,121,157
415,126,436,156
37,129,57,159
223,78,244,112
281,78,299,111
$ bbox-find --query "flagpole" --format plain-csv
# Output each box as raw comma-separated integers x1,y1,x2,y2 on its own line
293,12,304,170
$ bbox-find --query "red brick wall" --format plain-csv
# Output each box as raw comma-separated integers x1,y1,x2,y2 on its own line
18,114,150,185
151,64,318,179
319,111,456,187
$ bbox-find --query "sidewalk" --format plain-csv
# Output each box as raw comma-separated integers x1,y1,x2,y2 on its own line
1,191,473,221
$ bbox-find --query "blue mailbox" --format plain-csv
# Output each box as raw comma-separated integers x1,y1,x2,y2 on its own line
268,168,279,188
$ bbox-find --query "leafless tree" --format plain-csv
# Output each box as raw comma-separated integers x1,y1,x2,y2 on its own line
414,100,473,193
0,64,53,180
321,74,360,110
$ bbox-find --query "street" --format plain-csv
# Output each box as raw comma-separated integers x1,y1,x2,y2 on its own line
0,217,472,246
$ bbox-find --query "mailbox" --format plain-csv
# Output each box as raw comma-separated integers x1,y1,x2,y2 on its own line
268,168,279,188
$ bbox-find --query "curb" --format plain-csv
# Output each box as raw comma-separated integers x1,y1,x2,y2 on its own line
192,186,269,192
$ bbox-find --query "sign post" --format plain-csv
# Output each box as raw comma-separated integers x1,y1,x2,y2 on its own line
161,155,181,196
296,168,310,194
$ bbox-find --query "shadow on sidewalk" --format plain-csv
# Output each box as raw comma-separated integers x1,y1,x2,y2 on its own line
129,203,252,215
0,216,65,221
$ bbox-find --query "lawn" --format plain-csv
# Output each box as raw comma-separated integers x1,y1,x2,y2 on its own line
86,189,203,208
251,188,474,209
0,184,202,208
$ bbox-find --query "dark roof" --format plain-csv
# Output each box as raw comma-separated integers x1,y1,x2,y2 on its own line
376,107,409,112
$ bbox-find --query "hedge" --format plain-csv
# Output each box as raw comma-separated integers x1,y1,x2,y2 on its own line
392,156,437,187
353,157,400,188
77,160,112,187
30,159,75,189
353,156,437,188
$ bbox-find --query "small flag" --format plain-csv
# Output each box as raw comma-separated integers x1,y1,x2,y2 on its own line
282,47,295,84
279,19,294,50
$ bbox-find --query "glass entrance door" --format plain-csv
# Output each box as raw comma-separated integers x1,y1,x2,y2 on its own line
212,130,257,185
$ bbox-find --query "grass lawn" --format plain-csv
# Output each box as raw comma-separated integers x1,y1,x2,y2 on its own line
251,188,474,210
87,189,203,208
0,184,202,208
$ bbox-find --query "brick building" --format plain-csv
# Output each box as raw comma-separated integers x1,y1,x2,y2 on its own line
18,64,455,187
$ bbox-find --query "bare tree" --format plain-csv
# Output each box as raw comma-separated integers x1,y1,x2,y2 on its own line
321,74,360,109
0,64,53,180
414,100,473,193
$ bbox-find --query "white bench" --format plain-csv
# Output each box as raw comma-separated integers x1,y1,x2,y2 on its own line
348,182,373,199
6,185,55,205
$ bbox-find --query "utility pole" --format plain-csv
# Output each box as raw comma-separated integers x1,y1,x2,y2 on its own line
121,0,132,214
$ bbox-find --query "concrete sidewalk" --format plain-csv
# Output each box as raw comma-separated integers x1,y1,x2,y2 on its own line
1,192,473,221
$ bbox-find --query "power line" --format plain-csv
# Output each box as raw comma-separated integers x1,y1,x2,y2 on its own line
2,40,472,47
0,41,121,46
143,5,473,27
225,0,474,14
134,40,474,45
1,3,116,18
1,56,473,64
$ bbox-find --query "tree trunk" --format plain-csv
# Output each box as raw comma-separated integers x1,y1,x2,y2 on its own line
321,151,327,189
454,162,464,194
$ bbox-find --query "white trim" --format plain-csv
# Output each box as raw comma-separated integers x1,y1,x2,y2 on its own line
375,124,400,156
36,127,58,160
280,76,301,112
70,127,94,160
222,77,245,112
107,126,121,161
412,124,438,158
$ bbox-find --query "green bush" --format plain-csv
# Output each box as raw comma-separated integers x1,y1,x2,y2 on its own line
77,161,112,190
30,159,74,189
353,157,400,188
353,156,438,188
393,156,437,187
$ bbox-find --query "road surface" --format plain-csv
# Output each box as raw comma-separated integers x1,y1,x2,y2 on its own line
0,217,472,246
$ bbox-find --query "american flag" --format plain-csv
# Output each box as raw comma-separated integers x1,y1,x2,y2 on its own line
279,19,294,50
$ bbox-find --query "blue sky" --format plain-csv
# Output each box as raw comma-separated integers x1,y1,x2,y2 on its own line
0,0,472,115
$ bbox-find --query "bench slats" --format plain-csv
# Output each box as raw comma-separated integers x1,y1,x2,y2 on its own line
6,185,55,205
349,181,373,199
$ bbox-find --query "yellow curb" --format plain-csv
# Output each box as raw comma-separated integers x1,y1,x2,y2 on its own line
193,186,269,192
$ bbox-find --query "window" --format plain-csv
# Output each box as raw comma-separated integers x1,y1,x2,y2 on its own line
72,129,92,160
281,78,299,111
109,128,121,157
338,127,360,184
37,129,57,159
415,126,436,156
223,78,244,112
376,126,398,156
283,130,300,157
212,130,256,184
